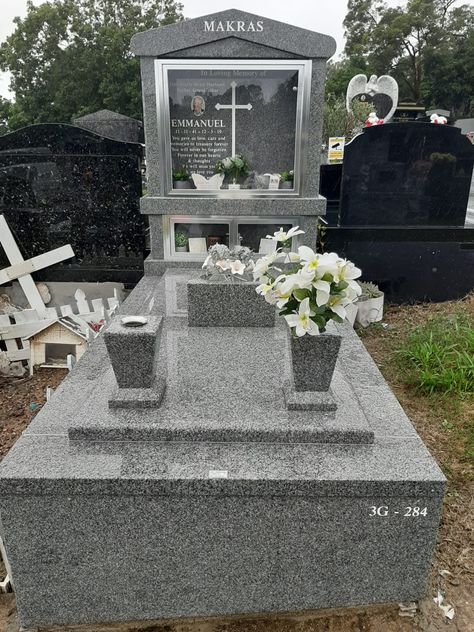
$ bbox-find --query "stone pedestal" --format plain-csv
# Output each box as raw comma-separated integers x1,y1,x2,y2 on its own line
187,279,275,327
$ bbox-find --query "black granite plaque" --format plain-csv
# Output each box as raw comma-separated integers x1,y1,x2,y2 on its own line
340,122,474,227
0,124,145,282
167,67,298,181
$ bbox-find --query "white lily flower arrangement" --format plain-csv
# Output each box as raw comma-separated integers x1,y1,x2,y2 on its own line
202,244,255,282
254,227,362,336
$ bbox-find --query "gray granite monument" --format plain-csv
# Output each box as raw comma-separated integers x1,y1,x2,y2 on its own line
0,10,445,629
74,109,144,143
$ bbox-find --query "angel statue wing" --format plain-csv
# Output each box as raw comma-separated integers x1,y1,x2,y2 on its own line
346,74,368,113
191,173,224,190
376,75,399,122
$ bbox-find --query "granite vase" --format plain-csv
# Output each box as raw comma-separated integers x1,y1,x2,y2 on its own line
289,327,341,392
104,315,162,389
187,279,275,327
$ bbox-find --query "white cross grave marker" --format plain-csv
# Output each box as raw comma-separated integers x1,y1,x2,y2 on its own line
215,81,252,156
0,214,74,318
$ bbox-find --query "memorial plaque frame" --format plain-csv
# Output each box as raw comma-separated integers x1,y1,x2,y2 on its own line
156,59,312,198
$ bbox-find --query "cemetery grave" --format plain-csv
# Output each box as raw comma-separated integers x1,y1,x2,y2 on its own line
321,89,474,303
0,8,463,632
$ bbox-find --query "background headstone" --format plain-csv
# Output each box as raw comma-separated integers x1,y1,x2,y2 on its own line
323,122,474,302
0,124,145,284
74,109,144,144
339,122,473,226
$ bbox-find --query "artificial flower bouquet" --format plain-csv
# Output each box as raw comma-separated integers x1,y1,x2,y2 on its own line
215,154,250,184
202,244,255,282
254,227,362,336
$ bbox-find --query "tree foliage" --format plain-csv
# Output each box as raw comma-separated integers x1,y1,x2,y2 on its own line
0,0,183,132
329,0,474,116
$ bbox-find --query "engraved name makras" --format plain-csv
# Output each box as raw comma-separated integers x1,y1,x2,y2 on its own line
204,20,264,32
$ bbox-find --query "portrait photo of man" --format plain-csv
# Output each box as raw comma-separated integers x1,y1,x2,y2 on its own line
191,95,205,116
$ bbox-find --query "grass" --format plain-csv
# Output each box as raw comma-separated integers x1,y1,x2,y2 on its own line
395,312,474,396
357,295,474,478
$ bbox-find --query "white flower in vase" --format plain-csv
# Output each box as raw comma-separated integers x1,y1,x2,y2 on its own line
266,226,305,242
298,247,339,278
284,298,319,337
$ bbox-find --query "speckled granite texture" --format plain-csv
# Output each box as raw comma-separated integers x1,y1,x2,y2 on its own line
0,270,445,628
108,377,166,409
187,279,275,327
289,329,342,392
104,315,163,389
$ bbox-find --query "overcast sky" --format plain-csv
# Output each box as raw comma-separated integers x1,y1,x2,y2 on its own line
1,0,473,99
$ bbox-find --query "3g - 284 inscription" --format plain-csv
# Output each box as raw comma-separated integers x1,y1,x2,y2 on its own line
369,505,428,517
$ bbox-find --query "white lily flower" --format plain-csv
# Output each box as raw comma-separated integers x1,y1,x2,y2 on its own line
298,247,339,279
284,298,319,337
345,280,362,300
337,259,362,282
253,253,277,282
256,274,285,299
229,260,246,275
327,294,347,319
313,279,331,306
216,259,232,271
266,225,305,242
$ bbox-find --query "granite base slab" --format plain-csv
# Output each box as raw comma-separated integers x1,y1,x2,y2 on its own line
0,271,446,629
67,324,374,444
108,377,166,409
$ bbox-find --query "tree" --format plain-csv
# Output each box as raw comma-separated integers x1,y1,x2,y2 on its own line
339,0,474,116
0,0,183,132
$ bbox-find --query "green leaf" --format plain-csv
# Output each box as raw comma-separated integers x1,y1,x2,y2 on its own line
293,289,310,301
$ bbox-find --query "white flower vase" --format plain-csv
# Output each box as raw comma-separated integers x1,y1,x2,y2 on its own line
356,294,384,327
228,183,241,190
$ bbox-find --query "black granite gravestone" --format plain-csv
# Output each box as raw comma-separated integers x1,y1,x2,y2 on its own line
323,122,474,302
0,124,145,283
340,122,473,227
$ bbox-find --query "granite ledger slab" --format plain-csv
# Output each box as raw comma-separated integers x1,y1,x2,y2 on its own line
0,270,445,628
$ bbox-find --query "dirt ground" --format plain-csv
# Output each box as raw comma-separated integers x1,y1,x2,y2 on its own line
0,300,472,632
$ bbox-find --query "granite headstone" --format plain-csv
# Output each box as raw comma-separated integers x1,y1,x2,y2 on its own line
0,123,145,283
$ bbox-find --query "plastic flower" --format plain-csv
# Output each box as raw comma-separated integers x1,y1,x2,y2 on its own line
268,271,312,308
215,259,232,271
284,298,319,337
313,279,331,306
298,247,339,279
229,260,245,275
266,226,305,242
365,112,384,127
253,253,278,282
327,294,347,320
430,113,447,125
